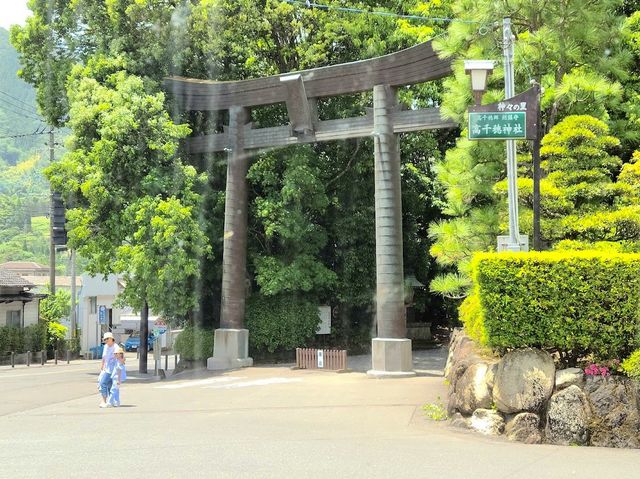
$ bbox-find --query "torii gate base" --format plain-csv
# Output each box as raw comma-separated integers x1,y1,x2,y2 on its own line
207,329,253,370
367,338,416,378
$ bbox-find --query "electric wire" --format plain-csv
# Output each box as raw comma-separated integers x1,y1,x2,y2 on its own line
0,129,49,140
282,0,482,24
0,102,42,122
0,89,40,114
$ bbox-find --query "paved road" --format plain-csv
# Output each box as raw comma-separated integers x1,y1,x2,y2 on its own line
1,350,639,478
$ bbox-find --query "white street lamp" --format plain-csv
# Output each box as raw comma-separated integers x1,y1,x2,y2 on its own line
464,60,494,105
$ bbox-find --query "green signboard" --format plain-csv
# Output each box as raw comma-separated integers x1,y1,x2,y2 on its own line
468,111,527,140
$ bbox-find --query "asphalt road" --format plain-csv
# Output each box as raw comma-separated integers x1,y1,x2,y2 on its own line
1,351,639,479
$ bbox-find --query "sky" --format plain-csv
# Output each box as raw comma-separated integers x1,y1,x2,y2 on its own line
1,0,30,30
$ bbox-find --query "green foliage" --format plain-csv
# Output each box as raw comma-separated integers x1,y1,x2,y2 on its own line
174,325,214,361
0,323,47,354
245,294,320,353
46,67,209,317
40,288,70,323
468,251,640,361
13,0,454,331
422,398,448,421
47,322,68,350
458,293,486,345
430,1,630,298
621,349,640,379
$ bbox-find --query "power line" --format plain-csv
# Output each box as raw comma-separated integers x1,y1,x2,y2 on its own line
283,0,481,24
0,129,49,140
0,90,39,114
0,103,43,122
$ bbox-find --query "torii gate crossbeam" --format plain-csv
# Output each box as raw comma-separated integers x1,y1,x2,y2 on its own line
165,41,454,376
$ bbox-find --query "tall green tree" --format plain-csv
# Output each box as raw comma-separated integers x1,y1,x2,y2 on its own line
13,0,458,346
46,61,209,317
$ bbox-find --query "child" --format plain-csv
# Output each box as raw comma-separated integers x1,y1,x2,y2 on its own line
98,332,118,407
106,347,127,407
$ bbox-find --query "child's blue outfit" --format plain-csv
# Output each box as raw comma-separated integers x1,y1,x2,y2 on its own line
107,362,126,407
99,344,117,398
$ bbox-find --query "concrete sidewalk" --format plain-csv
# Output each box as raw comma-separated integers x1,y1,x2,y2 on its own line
1,347,639,478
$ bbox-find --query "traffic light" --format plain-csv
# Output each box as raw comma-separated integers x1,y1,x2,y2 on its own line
51,191,67,246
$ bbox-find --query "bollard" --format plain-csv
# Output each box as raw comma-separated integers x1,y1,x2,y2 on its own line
26,351,31,367
54,350,58,365
175,353,178,370
67,350,71,364
41,350,45,366
165,353,168,371
11,351,15,368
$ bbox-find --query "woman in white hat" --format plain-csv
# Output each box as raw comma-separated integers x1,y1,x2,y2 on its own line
99,332,117,407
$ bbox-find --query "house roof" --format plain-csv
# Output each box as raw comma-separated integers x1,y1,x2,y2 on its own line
0,261,49,272
22,275,82,288
0,269,36,288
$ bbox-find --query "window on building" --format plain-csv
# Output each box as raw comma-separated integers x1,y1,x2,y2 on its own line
6,310,21,328
89,296,97,314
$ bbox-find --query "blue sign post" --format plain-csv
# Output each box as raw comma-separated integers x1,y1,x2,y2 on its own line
98,305,107,325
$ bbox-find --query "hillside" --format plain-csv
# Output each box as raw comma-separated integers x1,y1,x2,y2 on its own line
0,27,51,265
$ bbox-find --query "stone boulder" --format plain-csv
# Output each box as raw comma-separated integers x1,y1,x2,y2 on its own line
505,412,542,444
492,349,555,414
545,385,590,446
470,409,505,435
449,412,471,429
555,368,584,391
584,376,640,448
452,362,494,415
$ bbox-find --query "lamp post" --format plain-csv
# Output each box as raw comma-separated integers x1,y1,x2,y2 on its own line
464,60,494,106
465,49,524,252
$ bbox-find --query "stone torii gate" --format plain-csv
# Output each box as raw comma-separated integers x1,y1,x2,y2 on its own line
165,41,454,377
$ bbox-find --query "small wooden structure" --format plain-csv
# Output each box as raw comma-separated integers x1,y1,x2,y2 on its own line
296,348,347,371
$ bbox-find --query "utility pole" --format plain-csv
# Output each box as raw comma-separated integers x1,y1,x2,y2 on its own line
48,129,56,293
139,300,149,374
502,17,522,251
70,249,77,339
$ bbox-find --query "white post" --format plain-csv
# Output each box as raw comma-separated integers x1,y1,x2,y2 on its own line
503,17,521,251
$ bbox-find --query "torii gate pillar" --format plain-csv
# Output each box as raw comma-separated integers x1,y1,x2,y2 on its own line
367,85,415,378
208,106,253,370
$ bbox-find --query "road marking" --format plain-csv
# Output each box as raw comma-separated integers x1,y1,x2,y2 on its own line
154,376,245,389
204,377,303,389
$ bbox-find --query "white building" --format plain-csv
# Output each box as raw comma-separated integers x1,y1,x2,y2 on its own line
78,273,163,356
0,269,43,328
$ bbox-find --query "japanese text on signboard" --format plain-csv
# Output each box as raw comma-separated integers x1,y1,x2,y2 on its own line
469,111,527,140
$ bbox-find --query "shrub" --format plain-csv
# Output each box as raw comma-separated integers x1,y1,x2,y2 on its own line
0,326,23,354
174,325,214,361
0,323,47,354
245,294,320,353
458,294,487,345
622,350,640,379
464,251,640,360
47,322,68,350
23,323,47,352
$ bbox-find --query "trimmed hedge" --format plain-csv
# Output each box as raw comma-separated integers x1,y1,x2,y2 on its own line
174,326,214,361
245,294,320,353
460,251,640,360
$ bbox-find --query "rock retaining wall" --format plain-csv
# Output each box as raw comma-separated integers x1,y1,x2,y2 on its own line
446,328,640,448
